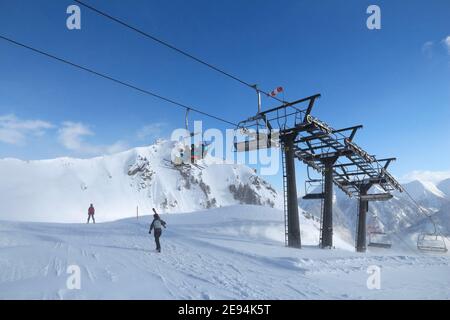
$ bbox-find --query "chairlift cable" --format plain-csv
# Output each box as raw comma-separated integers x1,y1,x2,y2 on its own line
0,34,238,127
73,0,288,104
402,189,448,251
402,187,440,235
368,209,421,256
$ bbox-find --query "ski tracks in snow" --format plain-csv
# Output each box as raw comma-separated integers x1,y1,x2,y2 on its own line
0,216,449,299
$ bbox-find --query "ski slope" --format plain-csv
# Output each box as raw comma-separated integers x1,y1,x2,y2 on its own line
1,205,449,300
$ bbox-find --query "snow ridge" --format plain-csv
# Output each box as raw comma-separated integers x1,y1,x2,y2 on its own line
0,140,279,222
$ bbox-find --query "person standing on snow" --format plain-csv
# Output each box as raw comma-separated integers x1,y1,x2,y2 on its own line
149,208,167,253
87,204,95,224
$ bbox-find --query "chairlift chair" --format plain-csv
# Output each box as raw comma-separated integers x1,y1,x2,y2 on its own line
233,130,280,152
367,215,392,249
302,167,325,200
416,217,448,253
233,117,279,152
172,109,209,166
233,87,282,152
368,231,392,248
417,233,448,253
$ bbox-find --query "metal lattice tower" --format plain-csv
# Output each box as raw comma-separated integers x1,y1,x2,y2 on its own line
234,93,403,251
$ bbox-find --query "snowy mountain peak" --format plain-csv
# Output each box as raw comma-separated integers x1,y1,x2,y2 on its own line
0,140,280,223
437,178,450,198
403,179,446,199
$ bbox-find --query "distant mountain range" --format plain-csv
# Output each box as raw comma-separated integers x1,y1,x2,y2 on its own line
0,140,279,222
1,138,448,250
299,178,450,243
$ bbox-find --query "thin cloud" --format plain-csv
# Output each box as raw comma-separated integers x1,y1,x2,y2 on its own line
0,114,54,145
58,121,93,151
422,36,450,58
401,170,450,184
442,35,450,55
58,121,128,156
421,41,434,58
136,122,168,141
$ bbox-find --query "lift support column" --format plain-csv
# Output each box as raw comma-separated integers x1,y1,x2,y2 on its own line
321,156,338,248
355,182,393,252
356,185,370,253
284,133,301,248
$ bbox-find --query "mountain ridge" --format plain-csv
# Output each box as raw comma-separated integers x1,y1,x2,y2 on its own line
0,140,280,223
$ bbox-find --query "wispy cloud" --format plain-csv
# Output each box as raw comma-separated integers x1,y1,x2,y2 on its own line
58,122,128,156
136,122,168,141
58,121,93,151
401,170,450,184
422,36,450,58
442,35,450,55
421,41,434,58
0,114,54,145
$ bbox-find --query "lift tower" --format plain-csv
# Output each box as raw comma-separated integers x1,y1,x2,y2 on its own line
330,157,401,252
281,132,301,248
234,93,403,250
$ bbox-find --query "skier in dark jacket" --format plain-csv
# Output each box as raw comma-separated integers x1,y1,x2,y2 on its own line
87,204,95,224
149,208,167,253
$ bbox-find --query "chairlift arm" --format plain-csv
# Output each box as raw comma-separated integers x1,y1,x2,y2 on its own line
303,95,321,122
376,157,396,170
332,125,363,141
259,94,321,117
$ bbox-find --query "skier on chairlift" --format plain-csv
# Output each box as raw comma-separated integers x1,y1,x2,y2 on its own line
149,208,167,253
190,143,196,164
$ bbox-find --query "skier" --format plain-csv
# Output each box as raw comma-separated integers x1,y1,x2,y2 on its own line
149,208,167,253
87,203,95,224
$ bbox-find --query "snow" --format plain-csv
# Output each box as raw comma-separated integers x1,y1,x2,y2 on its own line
403,179,446,200
0,205,449,300
1,141,449,299
437,178,450,198
402,170,450,185
0,140,279,223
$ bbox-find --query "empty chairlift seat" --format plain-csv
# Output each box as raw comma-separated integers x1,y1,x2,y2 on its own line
368,231,392,249
234,130,280,152
417,233,448,253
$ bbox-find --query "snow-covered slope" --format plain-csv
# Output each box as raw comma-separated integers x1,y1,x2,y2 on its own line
402,180,448,210
0,140,279,222
0,205,448,300
437,178,450,199
433,202,450,234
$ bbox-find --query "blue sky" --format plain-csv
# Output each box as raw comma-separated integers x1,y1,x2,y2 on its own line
0,0,449,191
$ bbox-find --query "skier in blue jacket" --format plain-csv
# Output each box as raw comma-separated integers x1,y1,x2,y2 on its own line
149,208,167,253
